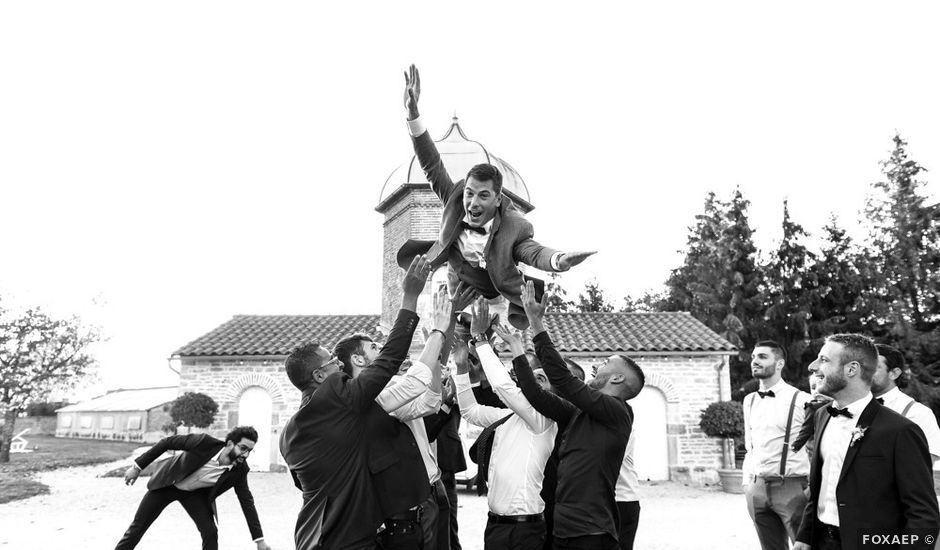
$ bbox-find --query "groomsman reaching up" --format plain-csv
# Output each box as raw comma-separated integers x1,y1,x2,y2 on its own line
521,282,644,550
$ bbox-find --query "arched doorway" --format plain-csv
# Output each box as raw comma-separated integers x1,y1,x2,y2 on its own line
237,386,273,472
631,386,669,480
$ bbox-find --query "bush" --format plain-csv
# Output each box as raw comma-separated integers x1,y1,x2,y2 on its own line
25,401,69,417
169,392,219,430
699,401,744,439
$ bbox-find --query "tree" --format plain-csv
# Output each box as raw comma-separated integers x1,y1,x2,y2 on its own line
762,200,818,381
169,392,219,432
0,304,98,462
575,279,615,312
545,273,574,313
621,290,667,313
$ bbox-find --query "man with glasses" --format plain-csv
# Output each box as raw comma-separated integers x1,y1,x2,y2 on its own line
115,425,269,550
280,256,432,550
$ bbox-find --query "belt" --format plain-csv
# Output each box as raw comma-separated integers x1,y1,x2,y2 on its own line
757,474,808,482
386,507,421,523
819,523,840,541
487,512,543,524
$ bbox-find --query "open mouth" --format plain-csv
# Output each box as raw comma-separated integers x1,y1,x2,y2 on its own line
467,209,483,223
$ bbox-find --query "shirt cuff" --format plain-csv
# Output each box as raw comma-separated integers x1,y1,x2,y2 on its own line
455,373,472,388
441,403,452,414
407,116,426,137
550,252,564,271
253,537,264,542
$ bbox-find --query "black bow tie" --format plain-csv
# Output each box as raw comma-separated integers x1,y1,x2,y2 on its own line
876,397,884,405
757,390,775,399
460,221,487,235
827,406,854,419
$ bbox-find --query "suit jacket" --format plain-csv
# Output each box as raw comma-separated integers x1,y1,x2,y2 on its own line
365,401,431,517
134,433,263,540
797,399,940,550
425,405,467,474
398,130,560,329
279,309,418,550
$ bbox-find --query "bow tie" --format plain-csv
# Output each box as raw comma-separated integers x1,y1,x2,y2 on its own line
826,406,854,419
876,397,884,405
460,221,487,235
757,390,775,399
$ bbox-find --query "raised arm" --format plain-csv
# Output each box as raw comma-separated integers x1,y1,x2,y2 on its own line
453,340,509,428
404,64,455,202
347,256,429,411
511,216,596,273
523,282,629,428
493,324,575,427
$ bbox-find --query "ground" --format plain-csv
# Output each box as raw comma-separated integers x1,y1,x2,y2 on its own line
0,457,761,550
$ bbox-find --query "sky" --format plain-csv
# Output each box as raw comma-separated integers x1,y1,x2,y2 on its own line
2,2,939,396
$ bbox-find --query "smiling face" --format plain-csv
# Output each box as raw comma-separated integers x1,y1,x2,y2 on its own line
751,346,783,382
808,341,850,398
463,177,501,227
224,437,256,465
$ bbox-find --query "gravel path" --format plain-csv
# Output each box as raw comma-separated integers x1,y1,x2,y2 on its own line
0,462,759,550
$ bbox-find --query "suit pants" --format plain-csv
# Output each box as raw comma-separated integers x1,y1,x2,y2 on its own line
115,486,217,550
745,477,808,550
541,502,555,550
483,518,545,550
440,471,461,550
417,480,450,550
616,501,641,550
553,534,619,550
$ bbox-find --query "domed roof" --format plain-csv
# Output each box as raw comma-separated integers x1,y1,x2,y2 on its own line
377,116,533,213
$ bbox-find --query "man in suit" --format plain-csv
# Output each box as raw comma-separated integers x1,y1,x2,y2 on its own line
115,426,269,550
398,64,595,330
794,334,940,550
279,256,430,550
425,374,468,550
872,344,940,464
521,282,643,550
741,340,810,550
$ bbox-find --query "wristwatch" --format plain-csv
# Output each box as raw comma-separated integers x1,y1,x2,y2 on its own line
470,332,488,345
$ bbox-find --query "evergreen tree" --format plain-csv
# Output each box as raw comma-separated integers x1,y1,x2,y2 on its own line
575,279,615,313
545,272,574,313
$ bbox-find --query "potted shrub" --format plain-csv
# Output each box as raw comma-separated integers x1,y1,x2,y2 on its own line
699,400,745,494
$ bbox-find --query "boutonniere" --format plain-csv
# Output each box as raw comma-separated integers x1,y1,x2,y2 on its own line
849,426,868,447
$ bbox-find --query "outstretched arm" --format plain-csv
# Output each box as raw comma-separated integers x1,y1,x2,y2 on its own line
452,340,508,428
404,64,455,202
511,220,596,273
232,473,266,544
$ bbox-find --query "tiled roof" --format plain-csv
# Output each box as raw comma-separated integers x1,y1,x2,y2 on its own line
172,312,735,357
56,386,179,413
173,315,384,356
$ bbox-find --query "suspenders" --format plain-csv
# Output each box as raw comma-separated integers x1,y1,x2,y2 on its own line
902,399,915,417
748,388,801,478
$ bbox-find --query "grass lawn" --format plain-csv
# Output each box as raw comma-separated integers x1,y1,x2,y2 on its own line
0,435,140,504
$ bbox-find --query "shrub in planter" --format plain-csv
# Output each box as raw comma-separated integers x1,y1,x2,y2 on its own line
699,401,746,493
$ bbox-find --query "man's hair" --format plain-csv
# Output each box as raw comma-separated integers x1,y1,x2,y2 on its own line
875,343,909,388
466,163,503,194
826,333,878,382
225,426,258,445
333,333,374,371
613,354,646,397
565,358,585,381
285,342,325,390
753,340,787,364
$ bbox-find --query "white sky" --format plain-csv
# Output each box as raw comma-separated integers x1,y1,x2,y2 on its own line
2,2,939,395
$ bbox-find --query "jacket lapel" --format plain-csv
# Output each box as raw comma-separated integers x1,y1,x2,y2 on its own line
813,409,831,484
837,399,880,486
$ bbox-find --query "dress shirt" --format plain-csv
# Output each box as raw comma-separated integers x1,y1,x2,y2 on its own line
377,362,443,484
406,116,564,271
817,392,873,526
742,380,810,483
616,433,640,502
455,342,557,515
878,386,940,463
174,449,233,491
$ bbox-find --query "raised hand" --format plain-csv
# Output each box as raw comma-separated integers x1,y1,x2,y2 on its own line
453,341,470,375
404,64,421,120
450,282,479,315
521,281,547,321
557,250,597,271
402,255,431,298
441,376,456,406
431,290,454,332
470,297,491,339
493,324,525,357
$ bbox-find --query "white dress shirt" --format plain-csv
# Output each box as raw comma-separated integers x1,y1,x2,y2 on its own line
817,392,873,526
376,360,443,484
742,380,811,483
616,433,640,502
455,343,557,515
879,386,940,463
174,448,233,491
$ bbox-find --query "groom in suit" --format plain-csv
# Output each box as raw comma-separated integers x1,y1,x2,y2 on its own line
115,426,269,550
794,333,940,550
398,64,595,330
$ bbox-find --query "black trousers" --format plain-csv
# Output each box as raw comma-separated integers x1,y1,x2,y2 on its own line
616,501,641,550
541,502,555,550
441,471,461,550
553,534,619,550
115,486,217,550
483,519,545,550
